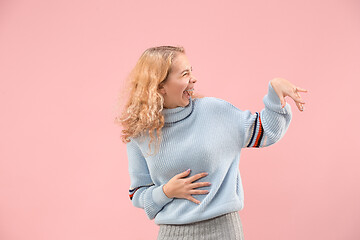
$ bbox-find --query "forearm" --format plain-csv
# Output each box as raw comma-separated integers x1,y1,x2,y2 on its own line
242,81,292,148
129,181,174,220
260,81,292,145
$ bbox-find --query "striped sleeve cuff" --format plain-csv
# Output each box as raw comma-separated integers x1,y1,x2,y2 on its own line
129,183,155,200
244,112,265,148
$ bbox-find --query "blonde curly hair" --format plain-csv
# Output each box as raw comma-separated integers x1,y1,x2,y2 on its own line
115,45,204,156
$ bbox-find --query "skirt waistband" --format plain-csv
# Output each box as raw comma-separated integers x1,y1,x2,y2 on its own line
157,211,244,240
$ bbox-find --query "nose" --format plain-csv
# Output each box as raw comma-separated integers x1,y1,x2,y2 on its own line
189,75,197,83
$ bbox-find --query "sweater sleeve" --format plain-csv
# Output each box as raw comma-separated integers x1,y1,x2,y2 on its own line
241,81,292,148
127,138,174,220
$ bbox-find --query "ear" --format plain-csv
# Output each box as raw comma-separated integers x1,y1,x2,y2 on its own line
157,85,166,95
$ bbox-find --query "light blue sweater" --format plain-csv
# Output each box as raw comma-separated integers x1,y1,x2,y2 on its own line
127,81,292,225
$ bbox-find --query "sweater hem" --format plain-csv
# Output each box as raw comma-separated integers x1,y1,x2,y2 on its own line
154,199,243,225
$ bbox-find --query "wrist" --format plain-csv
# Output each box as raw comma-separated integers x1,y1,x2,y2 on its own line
162,183,173,198
270,78,279,88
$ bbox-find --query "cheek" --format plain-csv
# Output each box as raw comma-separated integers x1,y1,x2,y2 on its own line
167,87,182,98
174,85,187,95
167,80,187,96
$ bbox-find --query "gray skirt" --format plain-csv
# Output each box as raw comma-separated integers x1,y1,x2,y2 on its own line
157,211,244,240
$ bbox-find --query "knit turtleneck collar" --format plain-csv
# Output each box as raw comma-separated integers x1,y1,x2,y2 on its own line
161,96,194,125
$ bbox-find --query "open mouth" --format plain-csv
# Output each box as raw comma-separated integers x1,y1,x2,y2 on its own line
183,88,194,99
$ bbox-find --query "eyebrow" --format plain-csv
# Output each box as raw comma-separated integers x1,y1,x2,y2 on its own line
180,66,193,74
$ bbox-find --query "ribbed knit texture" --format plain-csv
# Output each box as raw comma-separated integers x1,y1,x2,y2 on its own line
127,80,292,225
157,211,244,240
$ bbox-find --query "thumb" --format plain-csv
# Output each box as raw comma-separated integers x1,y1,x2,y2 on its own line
176,169,191,178
279,97,286,108
272,84,286,108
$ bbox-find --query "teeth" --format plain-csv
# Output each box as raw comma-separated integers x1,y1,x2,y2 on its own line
183,88,194,98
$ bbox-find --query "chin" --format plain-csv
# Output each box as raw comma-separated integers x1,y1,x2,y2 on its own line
183,98,190,106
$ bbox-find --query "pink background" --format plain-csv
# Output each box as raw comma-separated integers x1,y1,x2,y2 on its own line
1,0,359,239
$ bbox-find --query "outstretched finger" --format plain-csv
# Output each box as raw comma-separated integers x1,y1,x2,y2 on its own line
295,100,304,112
190,181,211,189
295,87,308,92
190,189,210,195
187,196,201,204
292,90,305,104
176,169,191,179
188,172,208,182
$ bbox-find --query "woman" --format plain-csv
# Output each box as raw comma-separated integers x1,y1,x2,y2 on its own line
116,45,307,240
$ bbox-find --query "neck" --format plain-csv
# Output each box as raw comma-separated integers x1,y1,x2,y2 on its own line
161,96,194,125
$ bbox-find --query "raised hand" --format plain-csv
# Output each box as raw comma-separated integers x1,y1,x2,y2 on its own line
270,78,308,112
163,169,211,204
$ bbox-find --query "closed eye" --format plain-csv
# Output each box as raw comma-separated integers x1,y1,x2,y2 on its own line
182,67,193,76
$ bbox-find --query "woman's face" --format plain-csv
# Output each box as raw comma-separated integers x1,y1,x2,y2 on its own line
158,53,197,109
